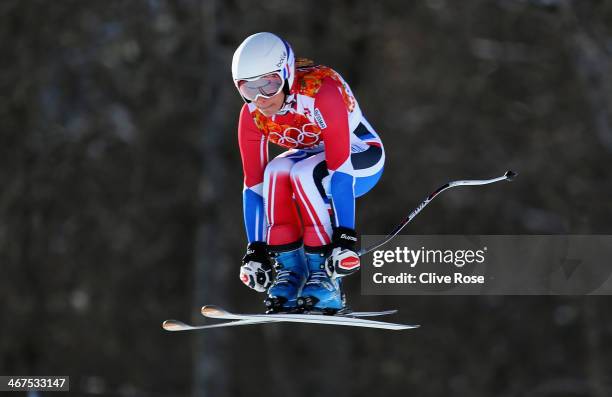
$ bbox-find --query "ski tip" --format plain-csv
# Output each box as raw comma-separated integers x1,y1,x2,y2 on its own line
396,324,421,330
201,305,229,318
504,170,518,181
162,320,186,331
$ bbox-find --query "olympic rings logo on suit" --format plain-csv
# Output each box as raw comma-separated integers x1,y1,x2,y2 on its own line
268,122,322,148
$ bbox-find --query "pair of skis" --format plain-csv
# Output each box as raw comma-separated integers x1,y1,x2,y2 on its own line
163,305,419,331
162,171,516,332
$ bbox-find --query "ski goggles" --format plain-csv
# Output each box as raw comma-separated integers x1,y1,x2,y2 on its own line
237,72,284,101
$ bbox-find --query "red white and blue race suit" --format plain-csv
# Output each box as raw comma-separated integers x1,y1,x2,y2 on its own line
239,65,384,251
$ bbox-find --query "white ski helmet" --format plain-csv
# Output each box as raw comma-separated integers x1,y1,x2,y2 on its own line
232,32,296,100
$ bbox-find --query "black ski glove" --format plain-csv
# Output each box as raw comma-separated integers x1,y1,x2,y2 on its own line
326,227,360,279
240,242,273,292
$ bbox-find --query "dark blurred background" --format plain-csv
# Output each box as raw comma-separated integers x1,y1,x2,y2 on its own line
2,0,611,396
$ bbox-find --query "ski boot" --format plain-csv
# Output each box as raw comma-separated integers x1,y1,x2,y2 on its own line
264,247,309,313
296,251,346,314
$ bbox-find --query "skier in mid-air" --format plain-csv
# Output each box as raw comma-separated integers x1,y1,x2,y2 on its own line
233,32,385,313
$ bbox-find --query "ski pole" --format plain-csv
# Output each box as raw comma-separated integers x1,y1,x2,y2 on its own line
358,170,517,256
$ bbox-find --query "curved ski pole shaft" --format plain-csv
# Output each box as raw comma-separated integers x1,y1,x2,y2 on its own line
358,170,517,256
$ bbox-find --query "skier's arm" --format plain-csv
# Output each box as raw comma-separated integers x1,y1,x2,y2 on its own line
315,78,355,230
315,80,362,278
238,104,268,243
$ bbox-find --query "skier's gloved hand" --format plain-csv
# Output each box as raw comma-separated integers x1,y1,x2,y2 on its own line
240,242,273,292
326,227,360,279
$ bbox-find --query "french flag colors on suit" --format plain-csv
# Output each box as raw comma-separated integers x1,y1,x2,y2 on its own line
239,65,384,249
